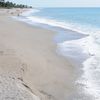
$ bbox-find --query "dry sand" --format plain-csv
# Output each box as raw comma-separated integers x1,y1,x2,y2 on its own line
0,9,77,100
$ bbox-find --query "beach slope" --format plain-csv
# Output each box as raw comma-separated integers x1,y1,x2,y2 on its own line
0,9,76,100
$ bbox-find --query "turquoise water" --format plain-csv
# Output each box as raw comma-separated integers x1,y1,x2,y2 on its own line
32,8,100,28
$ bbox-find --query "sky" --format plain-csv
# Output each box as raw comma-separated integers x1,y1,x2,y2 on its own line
6,0,100,7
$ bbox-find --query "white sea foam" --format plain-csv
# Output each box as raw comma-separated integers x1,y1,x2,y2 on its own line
77,36,100,100
58,33,100,99
26,16,100,35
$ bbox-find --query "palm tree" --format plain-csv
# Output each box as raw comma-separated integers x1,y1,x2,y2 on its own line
0,0,5,7
0,0,4,2
0,0,32,8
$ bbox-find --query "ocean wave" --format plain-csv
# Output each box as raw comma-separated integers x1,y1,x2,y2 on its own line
27,16,100,35
76,36,100,100
58,34,100,100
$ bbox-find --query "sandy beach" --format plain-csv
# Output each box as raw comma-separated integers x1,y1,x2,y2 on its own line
0,9,77,100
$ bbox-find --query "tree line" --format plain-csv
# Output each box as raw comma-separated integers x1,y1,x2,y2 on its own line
0,0,32,8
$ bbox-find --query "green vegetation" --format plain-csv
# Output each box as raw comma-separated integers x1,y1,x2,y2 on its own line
0,0,32,8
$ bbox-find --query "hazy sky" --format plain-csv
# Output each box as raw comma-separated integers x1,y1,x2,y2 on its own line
6,0,100,7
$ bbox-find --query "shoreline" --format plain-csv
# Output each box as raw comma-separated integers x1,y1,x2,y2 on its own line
0,9,78,100
15,8,100,100
20,9,100,100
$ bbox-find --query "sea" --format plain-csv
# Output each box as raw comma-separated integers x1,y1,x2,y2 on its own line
14,8,100,100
